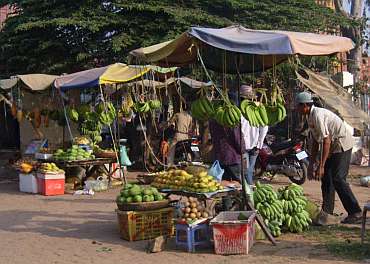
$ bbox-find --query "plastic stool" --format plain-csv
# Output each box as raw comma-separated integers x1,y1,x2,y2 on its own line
361,203,370,244
175,222,211,252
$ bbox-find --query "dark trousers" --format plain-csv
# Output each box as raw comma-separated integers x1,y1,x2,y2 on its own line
321,148,361,215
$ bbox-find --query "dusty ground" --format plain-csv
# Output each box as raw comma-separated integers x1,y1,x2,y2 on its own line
0,165,369,264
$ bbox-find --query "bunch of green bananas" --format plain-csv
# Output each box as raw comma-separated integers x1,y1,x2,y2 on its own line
265,103,286,126
98,102,116,125
241,99,286,127
67,108,79,122
278,184,312,233
134,102,151,113
241,100,268,127
214,104,241,128
266,220,282,237
253,182,284,237
191,98,214,120
148,99,161,110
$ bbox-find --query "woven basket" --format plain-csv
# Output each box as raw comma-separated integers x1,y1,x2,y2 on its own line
117,199,169,211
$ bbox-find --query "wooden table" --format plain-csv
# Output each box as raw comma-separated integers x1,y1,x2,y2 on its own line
52,158,121,184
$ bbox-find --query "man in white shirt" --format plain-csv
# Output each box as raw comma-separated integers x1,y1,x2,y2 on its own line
240,85,268,185
241,117,268,184
296,91,362,224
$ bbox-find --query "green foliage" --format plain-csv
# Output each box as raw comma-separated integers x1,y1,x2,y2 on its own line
0,0,351,75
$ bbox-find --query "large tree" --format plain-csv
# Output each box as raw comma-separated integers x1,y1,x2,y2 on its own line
0,0,352,75
334,0,368,86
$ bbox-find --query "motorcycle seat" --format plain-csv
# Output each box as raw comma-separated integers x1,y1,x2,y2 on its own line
270,139,292,153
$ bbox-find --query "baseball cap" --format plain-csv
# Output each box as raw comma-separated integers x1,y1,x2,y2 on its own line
296,91,313,104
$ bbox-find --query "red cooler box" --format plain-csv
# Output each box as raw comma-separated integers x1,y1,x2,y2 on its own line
37,172,65,196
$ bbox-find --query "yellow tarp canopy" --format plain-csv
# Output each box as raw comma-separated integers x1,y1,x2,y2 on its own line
99,63,150,85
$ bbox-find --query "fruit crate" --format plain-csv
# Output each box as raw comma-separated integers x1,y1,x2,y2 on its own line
116,207,174,241
210,211,256,255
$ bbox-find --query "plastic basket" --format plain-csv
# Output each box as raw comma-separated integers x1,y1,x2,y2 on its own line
116,207,174,241
210,211,256,255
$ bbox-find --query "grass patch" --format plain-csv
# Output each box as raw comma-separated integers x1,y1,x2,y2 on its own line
303,225,370,261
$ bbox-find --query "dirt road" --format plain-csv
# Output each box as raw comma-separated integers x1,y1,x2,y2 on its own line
0,169,369,264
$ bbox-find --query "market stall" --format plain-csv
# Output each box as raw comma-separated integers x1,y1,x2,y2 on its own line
122,25,357,251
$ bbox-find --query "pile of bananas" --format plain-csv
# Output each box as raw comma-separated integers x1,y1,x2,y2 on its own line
214,103,241,128
191,98,214,121
253,182,284,237
97,102,116,125
67,108,79,122
38,163,64,174
278,184,312,233
148,99,161,110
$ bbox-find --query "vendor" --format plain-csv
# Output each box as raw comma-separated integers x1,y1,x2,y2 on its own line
165,104,193,165
209,92,245,182
296,91,362,224
240,85,268,185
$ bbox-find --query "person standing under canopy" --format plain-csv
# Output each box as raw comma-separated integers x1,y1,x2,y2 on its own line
240,85,268,185
296,91,362,224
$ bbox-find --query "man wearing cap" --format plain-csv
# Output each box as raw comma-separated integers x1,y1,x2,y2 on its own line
240,85,268,185
296,91,362,224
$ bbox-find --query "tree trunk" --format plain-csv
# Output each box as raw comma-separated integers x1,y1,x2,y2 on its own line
333,0,364,97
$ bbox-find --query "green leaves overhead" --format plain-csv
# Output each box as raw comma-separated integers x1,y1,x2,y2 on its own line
0,0,351,76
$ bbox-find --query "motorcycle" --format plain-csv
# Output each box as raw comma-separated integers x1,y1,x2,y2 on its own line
255,136,309,185
174,136,202,164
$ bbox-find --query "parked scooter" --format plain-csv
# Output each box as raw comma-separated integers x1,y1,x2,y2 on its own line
173,136,202,164
255,135,309,185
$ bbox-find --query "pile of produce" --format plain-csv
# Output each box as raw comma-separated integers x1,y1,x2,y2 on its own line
53,145,94,161
38,163,64,174
116,184,164,204
278,184,312,233
151,169,223,193
19,162,34,174
253,182,284,237
74,136,90,145
179,197,209,224
253,182,312,237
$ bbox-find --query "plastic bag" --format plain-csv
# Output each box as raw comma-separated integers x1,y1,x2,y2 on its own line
208,160,224,182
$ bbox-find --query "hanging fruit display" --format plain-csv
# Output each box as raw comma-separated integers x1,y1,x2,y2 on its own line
214,103,241,128
134,101,151,113
191,97,215,121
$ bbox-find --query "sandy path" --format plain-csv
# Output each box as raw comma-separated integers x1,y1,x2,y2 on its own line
0,169,369,264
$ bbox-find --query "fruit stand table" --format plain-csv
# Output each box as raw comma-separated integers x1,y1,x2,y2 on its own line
52,157,121,184
161,188,242,215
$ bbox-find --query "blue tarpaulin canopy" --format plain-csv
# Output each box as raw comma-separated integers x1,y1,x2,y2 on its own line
129,25,354,73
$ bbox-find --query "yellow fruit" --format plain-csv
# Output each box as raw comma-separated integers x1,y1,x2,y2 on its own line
190,202,197,208
185,213,190,218
197,212,202,218
207,176,214,181
185,207,191,213
191,208,198,213
201,178,209,183
190,213,197,219
202,212,209,218
180,170,189,177
199,171,207,177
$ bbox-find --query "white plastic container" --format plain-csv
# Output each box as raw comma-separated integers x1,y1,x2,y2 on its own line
19,173,38,193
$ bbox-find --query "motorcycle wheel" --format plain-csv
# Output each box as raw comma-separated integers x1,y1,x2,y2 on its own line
288,160,308,185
